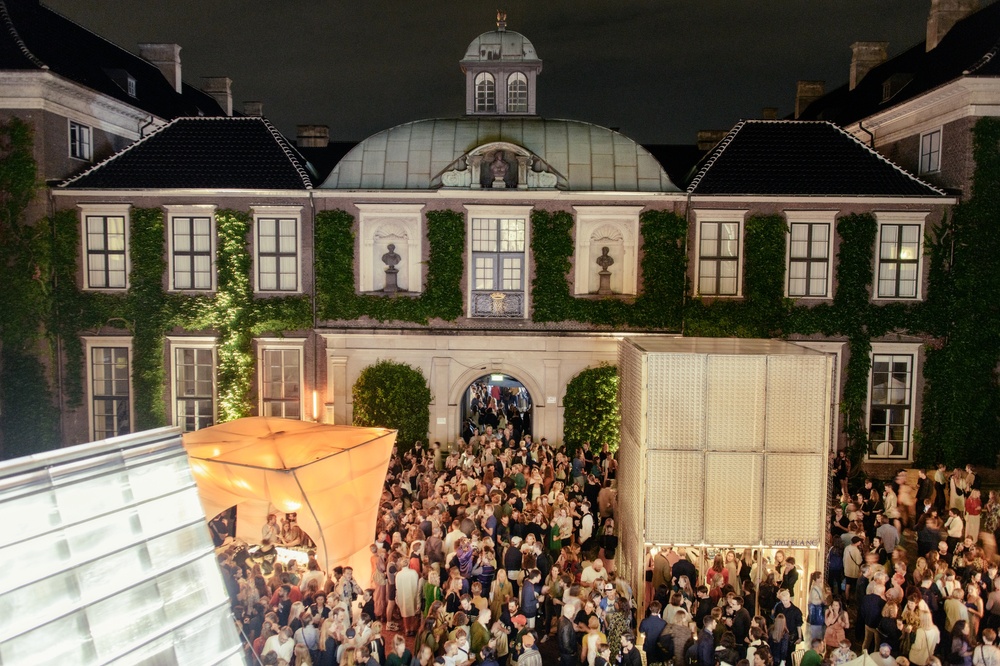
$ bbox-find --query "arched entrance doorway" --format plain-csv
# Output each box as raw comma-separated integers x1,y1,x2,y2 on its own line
459,373,533,443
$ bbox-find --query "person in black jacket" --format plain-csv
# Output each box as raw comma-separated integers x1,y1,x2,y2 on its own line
639,601,669,664
695,617,718,666
557,605,579,666
726,596,752,657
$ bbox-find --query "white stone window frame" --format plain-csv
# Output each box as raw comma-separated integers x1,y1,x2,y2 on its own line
465,204,533,319
166,204,217,293
693,209,748,298
865,342,921,463
572,206,641,296
252,205,303,295
784,210,836,300
83,335,134,442
356,203,425,294
257,337,306,420
874,211,928,302
79,203,131,291
167,336,218,432
474,72,496,113
919,127,942,175
68,119,92,161
507,72,528,114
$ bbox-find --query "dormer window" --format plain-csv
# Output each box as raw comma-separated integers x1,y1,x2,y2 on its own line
475,73,496,112
507,73,527,113
127,75,137,98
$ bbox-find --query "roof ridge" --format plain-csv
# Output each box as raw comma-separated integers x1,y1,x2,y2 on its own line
260,117,313,189
0,0,47,69
59,117,178,188
965,36,1000,74
686,120,745,193
825,120,948,196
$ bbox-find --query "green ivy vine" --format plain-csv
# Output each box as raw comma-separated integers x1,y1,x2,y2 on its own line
49,207,310,431
530,208,687,329
0,117,60,457
315,208,464,324
916,118,1000,466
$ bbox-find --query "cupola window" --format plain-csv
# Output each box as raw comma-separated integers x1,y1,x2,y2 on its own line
507,73,528,113
475,73,496,112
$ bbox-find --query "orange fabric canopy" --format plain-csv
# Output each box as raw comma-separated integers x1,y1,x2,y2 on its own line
183,417,396,577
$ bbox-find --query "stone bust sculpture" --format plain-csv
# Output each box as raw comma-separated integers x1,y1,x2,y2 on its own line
596,246,615,272
490,151,509,183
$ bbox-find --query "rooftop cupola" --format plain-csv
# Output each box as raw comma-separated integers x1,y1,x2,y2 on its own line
460,12,542,116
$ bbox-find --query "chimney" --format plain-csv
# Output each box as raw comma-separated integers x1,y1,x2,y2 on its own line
202,77,233,116
297,125,330,148
243,101,263,117
927,0,979,51
762,107,778,120
139,43,182,94
696,130,728,152
850,42,888,90
795,80,825,119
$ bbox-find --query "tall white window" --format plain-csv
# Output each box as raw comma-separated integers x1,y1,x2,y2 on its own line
920,129,941,174
81,205,130,290
173,344,215,432
868,351,915,460
475,72,496,112
254,207,301,293
877,223,920,299
698,221,740,296
259,343,303,419
787,221,831,298
467,205,531,318
86,338,132,441
69,120,92,161
170,211,214,291
507,72,528,113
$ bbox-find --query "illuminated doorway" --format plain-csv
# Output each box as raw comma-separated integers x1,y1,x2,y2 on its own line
459,373,533,443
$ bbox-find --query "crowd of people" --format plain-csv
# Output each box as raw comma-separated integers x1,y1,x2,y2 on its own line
815,462,1000,666
209,424,998,666
215,430,628,666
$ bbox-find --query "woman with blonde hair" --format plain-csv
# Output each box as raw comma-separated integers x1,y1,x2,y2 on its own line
293,642,313,666
909,610,941,666
489,568,513,620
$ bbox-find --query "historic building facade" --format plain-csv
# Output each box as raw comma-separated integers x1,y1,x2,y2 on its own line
6,6,987,466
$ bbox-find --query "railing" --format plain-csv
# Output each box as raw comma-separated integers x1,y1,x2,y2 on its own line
470,291,524,318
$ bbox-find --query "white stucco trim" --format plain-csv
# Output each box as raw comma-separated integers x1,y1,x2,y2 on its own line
0,70,159,140
572,205,642,296
356,203,425,293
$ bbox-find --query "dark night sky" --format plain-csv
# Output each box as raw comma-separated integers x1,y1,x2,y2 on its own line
45,1,932,144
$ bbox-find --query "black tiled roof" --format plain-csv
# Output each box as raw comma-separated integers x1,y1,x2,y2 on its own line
0,0,226,119
687,120,944,196
798,2,1000,125
61,117,313,190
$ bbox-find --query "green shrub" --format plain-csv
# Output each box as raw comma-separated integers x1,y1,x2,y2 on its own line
562,363,620,455
352,360,432,450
